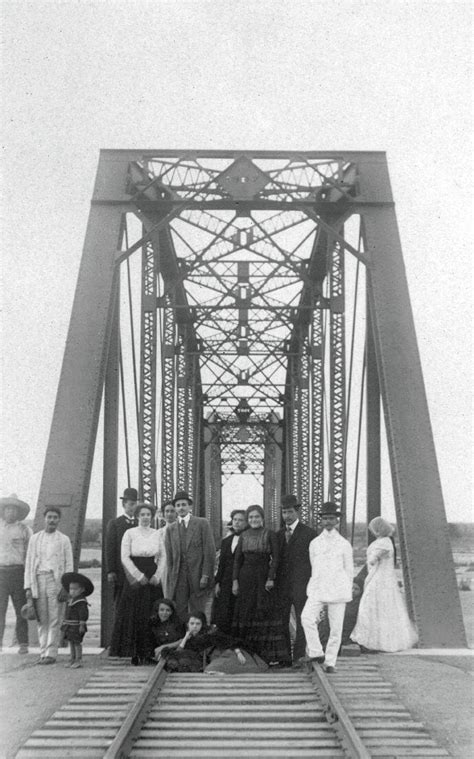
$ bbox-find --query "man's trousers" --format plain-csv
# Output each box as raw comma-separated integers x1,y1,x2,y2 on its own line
36,572,64,659
0,565,28,647
301,597,346,668
174,565,209,623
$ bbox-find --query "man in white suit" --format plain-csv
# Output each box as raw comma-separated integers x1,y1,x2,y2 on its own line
301,501,353,673
165,491,215,623
24,507,73,664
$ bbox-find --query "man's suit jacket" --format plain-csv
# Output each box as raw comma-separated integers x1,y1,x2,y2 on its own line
276,521,317,602
214,532,236,591
165,516,216,598
105,515,137,589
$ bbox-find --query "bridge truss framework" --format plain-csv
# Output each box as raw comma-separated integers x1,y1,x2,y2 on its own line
33,149,466,648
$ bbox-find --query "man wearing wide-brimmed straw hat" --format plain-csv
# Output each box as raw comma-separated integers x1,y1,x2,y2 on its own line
0,494,32,654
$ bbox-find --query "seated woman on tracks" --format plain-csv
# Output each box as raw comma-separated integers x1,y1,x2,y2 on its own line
149,597,184,649
154,611,267,673
231,504,291,666
109,502,164,665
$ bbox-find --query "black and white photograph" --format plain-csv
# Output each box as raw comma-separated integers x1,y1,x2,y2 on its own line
1,1,472,757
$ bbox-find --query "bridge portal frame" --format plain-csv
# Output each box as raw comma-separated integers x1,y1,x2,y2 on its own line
33,149,466,648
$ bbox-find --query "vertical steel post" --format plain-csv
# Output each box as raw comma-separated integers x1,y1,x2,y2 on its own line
263,414,283,529
139,241,157,504
311,306,324,528
366,294,381,539
329,241,346,532
176,335,187,489
161,293,176,504
298,326,311,523
204,417,222,542
101,278,120,646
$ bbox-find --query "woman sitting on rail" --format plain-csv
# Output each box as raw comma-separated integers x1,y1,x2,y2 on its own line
109,502,164,665
231,504,291,666
149,598,184,649
352,517,418,652
155,611,262,673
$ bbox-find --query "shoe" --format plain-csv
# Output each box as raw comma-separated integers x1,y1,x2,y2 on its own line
34,657,45,665
131,656,140,666
70,661,83,669
18,644,29,655
312,656,325,664
325,665,336,673
40,657,56,665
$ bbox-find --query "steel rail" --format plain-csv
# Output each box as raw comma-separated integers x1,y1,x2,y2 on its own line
310,662,372,759
102,660,168,759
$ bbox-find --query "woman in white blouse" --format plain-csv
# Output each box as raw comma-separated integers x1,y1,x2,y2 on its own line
109,502,164,664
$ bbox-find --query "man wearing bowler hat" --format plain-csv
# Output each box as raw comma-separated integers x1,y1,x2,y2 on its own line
275,494,317,664
0,494,32,654
165,491,216,623
301,502,353,673
105,487,138,605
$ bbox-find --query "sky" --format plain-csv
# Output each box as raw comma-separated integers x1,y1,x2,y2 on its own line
1,0,472,523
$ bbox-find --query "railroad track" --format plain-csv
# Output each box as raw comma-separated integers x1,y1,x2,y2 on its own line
15,656,450,758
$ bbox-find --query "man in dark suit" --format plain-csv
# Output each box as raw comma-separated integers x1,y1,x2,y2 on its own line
165,490,216,623
105,487,138,604
276,494,317,664
212,509,247,633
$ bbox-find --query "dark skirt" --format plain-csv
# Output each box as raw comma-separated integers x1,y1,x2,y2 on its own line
211,579,236,634
232,553,290,664
109,557,163,660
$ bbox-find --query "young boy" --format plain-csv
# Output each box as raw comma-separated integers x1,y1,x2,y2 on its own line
60,572,94,668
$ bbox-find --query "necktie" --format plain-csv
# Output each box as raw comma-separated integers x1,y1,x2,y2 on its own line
285,527,292,544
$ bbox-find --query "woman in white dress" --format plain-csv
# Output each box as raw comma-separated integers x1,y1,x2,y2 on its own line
352,517,418,652
109,503,164,664
155,501,176,596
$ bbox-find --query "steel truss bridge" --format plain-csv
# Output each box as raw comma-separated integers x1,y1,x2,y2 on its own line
33,150,466,648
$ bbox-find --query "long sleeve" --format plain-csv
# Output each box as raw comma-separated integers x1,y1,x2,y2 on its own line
215,537,229,583
343,539,354,583
267,530,280,581
367,538,391,566
155,528,167,584
232,535,244,581
24,533,36,590
64,536,73,574
201,520,216,579
121,530,144,584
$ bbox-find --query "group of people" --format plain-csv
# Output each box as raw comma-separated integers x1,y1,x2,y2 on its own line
0,487,418,672
0,494,94,667
103,489,418,672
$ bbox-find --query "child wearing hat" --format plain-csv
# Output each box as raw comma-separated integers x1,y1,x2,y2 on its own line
60,572,94,668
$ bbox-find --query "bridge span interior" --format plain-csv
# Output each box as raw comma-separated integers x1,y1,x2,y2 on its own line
33,150,466,648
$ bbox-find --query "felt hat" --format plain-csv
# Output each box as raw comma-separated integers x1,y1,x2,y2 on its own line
281,494,301,509
172,490,193,506
61,572,94,597
321,501,341,517
0,494,30,521
120,488,138,502
21,603,37,621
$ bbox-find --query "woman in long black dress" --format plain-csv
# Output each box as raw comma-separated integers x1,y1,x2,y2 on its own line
211,509,247,633
232,504,290,665
109,503,164,664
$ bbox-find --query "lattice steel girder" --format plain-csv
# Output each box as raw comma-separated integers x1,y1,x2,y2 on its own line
263,414,283,529
329,241,346,529
203,418,222,542
139,240,158,504
310,307,324,527
33,153,127,562
160,293,176,505
361,162,466,646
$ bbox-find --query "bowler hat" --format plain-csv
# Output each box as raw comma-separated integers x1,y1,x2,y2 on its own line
321,501,341,517
21,603,37,621
172,490,193,506
120,488,138,502
61,572,94,597
281,494,301,510
0,494,30,521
